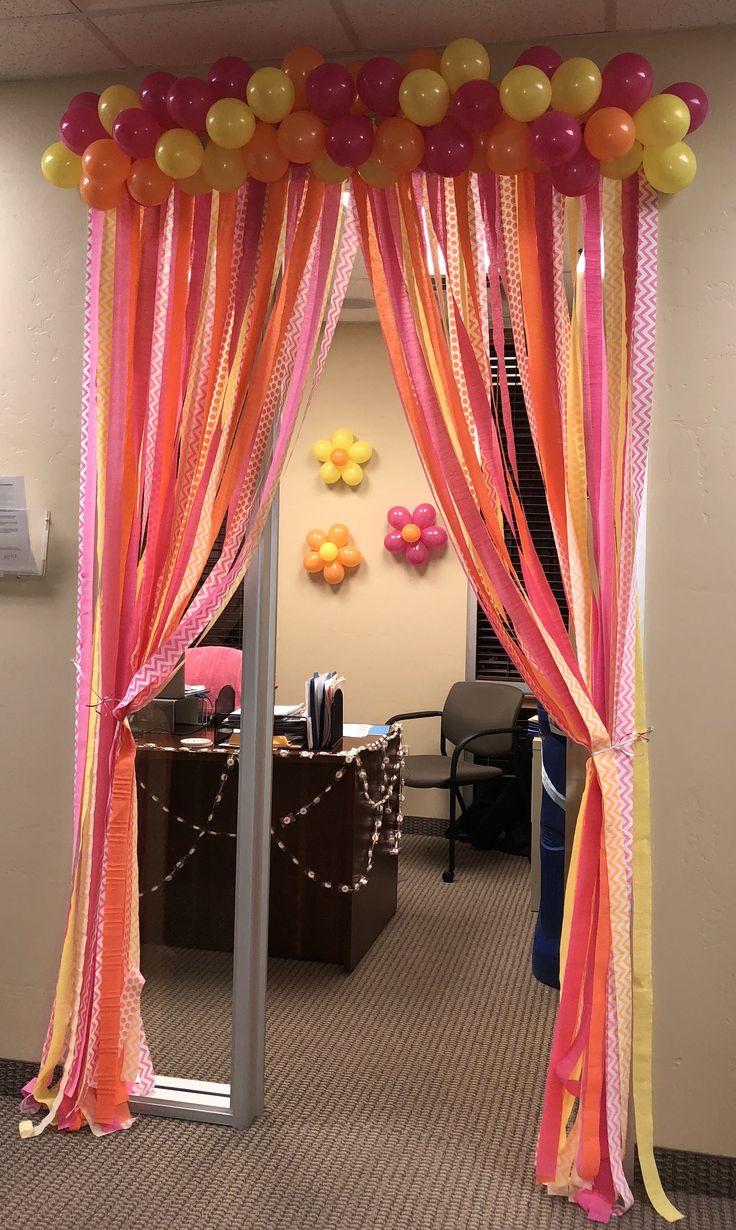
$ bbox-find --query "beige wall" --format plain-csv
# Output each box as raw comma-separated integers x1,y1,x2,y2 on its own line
275,322,468,820
1,26,735,1156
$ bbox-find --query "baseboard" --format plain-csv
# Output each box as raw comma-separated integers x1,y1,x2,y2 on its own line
402,815,445,836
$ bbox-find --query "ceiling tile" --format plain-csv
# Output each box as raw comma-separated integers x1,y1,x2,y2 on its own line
0,14,128,79
91,0,356,66
0,0,72,12
615,0,736,29
341,0,606,52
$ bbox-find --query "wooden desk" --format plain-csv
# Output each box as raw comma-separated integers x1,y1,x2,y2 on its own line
136,731,400,971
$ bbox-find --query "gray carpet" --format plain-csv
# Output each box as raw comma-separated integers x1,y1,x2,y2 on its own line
2,833,735,1229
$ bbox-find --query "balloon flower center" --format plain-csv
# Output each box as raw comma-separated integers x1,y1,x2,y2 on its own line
401,523,422,543
330,447,349,467
319,541,339,563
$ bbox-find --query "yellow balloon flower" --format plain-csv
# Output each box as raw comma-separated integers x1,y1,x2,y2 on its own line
550,57,602,117
41,142,82,188
634,94,690,149
155,130,205,180
312,429,373,486
98,84,140,135
206,98,256,150
499,65,552,122
399,70,449,127
203,142,247,192
246,67,295,124
643,142,696,193
440,37,490,92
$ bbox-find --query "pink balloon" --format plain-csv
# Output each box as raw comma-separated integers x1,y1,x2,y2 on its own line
387,505,412,530
140,71,176,127
551,146,599,197
208,56,253,101
424,119,473,177
167,76,214,131
530,111,581,167
663,81,709,132
599,52,653,112
306,63,355,121
325,114,374,167
113,107,162,158
59,106,106,154
412,503,436,528
384,530,405,554
450,80,501,134
514,45,562,78
422,524,448,549
68,91,99,111
357,56,403,117
406,542,429,567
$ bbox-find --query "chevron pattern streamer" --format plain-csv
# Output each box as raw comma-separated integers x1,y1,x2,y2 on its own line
21,179,344,1139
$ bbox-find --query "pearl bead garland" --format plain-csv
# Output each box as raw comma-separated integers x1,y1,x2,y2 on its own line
138,755,236,896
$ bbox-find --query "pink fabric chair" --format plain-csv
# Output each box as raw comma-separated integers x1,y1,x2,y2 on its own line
185,646,242,709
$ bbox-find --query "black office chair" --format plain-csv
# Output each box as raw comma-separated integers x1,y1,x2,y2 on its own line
387,680,524,882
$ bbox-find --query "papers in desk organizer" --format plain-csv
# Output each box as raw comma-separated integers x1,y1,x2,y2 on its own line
305,672,344,750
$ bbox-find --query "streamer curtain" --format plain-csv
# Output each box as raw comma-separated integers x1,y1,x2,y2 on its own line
353,169,676,1224
22,173,348,1138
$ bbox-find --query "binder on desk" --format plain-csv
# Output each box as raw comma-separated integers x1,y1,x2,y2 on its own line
305,672,344,750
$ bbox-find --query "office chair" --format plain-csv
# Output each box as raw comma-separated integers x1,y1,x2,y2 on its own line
185,646,243,708
387,681,524,882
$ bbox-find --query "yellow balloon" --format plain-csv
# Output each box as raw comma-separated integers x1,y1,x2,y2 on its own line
203,142,247,192
440,37,490,93
358,152,398,188
311,152,351,183
177,168,210,196
320,460,342,484
348,439,373,464
246,67,295,124
41,141,82,188
206,98,256,149
311,438,333,462
550,57,602,117
156,129,205,180
634,94,690,149
98,84,140,135
399,69,449,127
601,141,643,180
318,541,339,563
499,65,552,122
331,428,354,449
643,141,696,193
341,461,363,487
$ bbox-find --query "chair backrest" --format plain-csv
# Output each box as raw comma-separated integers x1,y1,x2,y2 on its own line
441,681,523,760
185,646,243,709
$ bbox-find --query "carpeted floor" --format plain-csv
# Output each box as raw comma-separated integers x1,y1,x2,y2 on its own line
2,832,736,1229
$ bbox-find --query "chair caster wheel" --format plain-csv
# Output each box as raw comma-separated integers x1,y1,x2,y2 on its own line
442,870,454,883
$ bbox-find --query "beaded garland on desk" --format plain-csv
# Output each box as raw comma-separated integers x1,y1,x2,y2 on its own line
136,730,405,896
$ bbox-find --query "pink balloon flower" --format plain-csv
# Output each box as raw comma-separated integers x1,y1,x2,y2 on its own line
384,503,448,567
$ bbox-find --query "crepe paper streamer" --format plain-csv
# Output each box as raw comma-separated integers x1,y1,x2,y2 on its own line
303,523,362,584
311,428,372,486
383,503,448,567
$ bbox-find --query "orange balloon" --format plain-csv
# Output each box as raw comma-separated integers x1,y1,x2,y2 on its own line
470,131,491,173
338,545,361,568
328,523,350,548
583,106,636,161
404,49,443,74
303,551,324,573
347,61,369,114
82,138,130,186
80,175,125,210
485,116,531,174
282,45,324,111
401,522,422,543
306,528,327,550
330,446,349,466
243,122,289,183
323,561,345,585
127,157,173,206
375,116,424,173
277,110,325,163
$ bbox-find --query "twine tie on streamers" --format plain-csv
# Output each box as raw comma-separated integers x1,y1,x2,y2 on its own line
591,729,652,759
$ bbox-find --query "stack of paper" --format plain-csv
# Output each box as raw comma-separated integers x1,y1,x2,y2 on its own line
305,672,344,750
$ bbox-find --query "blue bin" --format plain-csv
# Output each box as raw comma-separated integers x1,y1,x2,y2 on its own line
532,705,566,989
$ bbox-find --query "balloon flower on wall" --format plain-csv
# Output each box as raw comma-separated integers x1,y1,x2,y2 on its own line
311,429,373,486
384,504,448,567
303,524,362,585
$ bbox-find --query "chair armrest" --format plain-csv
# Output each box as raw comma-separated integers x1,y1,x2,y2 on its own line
450,727,518,778
385,710,442,725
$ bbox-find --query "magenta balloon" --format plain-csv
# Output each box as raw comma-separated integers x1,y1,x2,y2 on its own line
412,503,436,528
450,80,502,134
662,81,709,132
59,106,106,154
357,56,403,117
514,45,562,78
599,52,653,112
530,111,581,167
325,114,374,167
424,119,473,177
306,63,355,121
384,530,406,554
387,505,411,530
551,146,599,197
406,542,429,567
68,91,100,111
112,107,162,158
167,76,214,131
422,525,448,549
208,56,253,101
140,72,176,127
